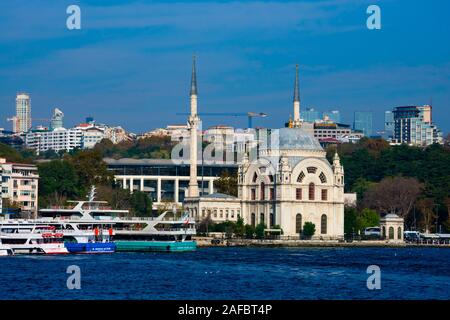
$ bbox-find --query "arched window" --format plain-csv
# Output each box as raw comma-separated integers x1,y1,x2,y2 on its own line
260,213,265,225
297,171,305,183
309,183,315,200
260,182,265,200
321,189,328,201
268,174,274,183
389,227,394,240
319,172,327,183
397,227,402,240
321,214,327,234
307,167,317,174
382,226,386,238
295,214,302,234
251,213,256,227
252,172,258,183
270,213,274,227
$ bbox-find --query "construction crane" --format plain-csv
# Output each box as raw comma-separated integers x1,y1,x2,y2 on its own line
176,112,267,128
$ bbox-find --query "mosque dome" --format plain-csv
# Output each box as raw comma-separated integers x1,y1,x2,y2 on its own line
269,128,323,151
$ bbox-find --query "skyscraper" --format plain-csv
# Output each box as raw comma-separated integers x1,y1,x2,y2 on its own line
393,105,442,146
353,111,373,137
50,108,64,130
15,93,31,133
384,111,394,138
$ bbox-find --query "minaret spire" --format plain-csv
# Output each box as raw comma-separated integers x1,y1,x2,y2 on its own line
293,64,301,127
190,55,198,96
293,64,300,103
187,55,200,198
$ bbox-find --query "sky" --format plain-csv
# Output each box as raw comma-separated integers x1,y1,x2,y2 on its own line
0,0,449,134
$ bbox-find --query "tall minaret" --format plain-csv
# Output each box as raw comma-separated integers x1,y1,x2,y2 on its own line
187,55,200,198
293,64,301,128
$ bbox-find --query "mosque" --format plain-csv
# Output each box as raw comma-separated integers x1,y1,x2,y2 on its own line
183,59,345,240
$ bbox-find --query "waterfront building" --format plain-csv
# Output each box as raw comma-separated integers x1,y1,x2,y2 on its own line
353,111,373,137
50,108,64,130
392,105,443,146
106,158,236,207
183,64,345,238
15,93,32,133
0,158,39,216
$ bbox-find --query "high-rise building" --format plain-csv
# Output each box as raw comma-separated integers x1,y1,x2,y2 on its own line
323,110,341,123
15,93,32,133
353,111,373,137
301,108,320,123
384,111,395,139
50,108,64,130
393,105,443,146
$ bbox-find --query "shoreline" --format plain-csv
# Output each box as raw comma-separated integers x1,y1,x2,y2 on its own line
193,237,450,249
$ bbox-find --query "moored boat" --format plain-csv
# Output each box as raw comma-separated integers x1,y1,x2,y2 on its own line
0,223,68,255
0,239,14,256
38,187,197,253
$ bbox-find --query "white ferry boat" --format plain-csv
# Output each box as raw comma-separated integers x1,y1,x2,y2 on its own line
0,239,13,256
0,223,68,255
37,187,197,252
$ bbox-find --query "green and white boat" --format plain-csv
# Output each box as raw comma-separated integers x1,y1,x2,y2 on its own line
38,187,197,253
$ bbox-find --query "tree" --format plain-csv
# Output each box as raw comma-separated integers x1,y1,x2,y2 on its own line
417,198,437,233
351,178,376,200
356,208,380,232
66,149,113,193
245,224,255,239
96,183,131,214
130,191,153,217
255,223,266,239
214,170,238,197
344,207,358,236
197,214,213,234
362,176,423,218
302,222,316,239
38,160,80,207
234,217,245,238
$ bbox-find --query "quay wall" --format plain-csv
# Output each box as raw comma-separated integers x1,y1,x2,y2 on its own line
193,237,450,248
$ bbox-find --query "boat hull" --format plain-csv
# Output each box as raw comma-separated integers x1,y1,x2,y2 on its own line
65,242,116,254
115,241,197,252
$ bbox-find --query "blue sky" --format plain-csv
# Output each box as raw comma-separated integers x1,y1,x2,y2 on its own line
0,0,449,134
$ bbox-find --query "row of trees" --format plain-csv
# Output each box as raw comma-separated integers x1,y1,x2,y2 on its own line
326,139,450,233
0,142,153,216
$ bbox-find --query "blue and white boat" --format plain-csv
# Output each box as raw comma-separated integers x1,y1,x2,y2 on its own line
37,187,196,253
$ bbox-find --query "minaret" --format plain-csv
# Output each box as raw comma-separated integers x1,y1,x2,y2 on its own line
187,55,200,198
293,64,301,128
333,152,344,186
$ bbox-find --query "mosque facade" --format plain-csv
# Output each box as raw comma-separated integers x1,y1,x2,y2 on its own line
183,60,345,239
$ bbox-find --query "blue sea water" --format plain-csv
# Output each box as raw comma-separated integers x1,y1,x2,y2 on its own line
1,247,449,300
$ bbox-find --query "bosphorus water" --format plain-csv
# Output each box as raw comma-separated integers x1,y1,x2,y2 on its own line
1,247,449,300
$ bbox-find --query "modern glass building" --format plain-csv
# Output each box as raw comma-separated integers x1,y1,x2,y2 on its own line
353,111,373,137
106,158,238,205
393,105,443,146
384,111,395,138
301,108,320,123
